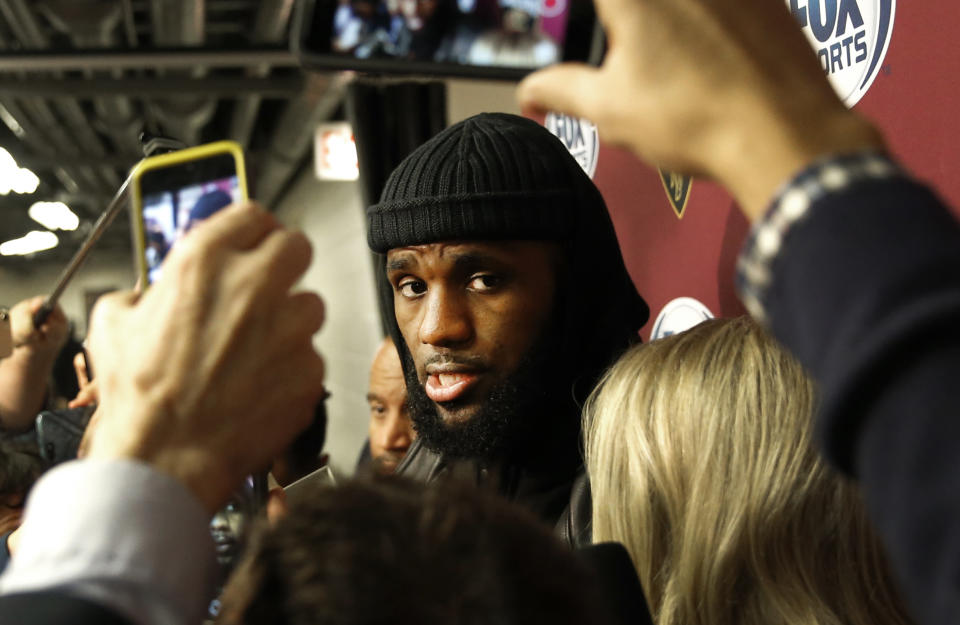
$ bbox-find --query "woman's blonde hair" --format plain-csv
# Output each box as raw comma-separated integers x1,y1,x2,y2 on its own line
585,317,911,625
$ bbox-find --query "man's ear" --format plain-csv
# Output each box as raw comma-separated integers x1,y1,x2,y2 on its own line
266,486,288,525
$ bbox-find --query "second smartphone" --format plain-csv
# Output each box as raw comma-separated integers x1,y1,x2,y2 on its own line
129,140,248,286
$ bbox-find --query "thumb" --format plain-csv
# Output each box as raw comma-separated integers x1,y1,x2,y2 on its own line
517,63,602,121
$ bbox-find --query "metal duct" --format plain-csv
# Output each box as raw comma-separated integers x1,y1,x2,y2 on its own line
40,0,144,160
255,73,349,208
229,0,295,150
151,0,205,47
0,98,81,195
149,0,217,147
0,0,49,48
8,0,121,195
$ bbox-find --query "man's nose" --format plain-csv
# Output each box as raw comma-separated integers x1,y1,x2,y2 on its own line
418,288,472,346
385,413,413,450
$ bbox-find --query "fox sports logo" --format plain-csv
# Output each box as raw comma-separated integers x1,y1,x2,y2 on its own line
544,113,599,179
788,0,896,107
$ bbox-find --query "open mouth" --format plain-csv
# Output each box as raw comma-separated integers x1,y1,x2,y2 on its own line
425,371,480,403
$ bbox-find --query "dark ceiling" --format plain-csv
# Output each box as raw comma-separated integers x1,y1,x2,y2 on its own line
0,0,345,270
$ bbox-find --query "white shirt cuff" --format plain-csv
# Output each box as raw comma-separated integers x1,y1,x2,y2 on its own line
0,458,217,625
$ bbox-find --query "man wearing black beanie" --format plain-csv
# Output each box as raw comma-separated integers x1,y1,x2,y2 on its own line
367,112,648,545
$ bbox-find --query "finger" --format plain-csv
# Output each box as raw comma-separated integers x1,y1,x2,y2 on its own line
269,292,326,350
24,296,45,315
266,486,288,524
87,290,139,356
73,352,90,388
76,409,102,459
187,201,278,252
89,290,138,329
68,382,98,409
517,63,602,121
39,305,68,337
247,229,313,296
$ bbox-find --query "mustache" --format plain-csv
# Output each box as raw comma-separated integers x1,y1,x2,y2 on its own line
375,450,408,464
421,353,489,370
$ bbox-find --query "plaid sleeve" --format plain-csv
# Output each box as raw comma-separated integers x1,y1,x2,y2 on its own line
736,151,905,323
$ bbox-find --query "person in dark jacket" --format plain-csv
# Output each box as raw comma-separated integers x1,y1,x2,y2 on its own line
367,112,649,545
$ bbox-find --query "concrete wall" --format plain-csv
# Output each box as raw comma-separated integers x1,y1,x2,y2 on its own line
447,78,520,123
0,251,135,338
272,170,382,476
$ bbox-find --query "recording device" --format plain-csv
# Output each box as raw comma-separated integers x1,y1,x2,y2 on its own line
293,0,603,79
35,406,95,466
129,140,248,286
284,464,337,507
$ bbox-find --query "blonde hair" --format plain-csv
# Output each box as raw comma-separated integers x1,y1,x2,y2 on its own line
585,317,911,625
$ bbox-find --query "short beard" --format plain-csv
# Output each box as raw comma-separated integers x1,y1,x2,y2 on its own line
403,324,562,461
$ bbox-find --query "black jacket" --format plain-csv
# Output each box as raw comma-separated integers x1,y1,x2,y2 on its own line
765,175,960,625
0,592,132,625
397,438,593,547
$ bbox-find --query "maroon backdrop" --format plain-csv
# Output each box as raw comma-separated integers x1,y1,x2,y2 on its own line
544,3,960,340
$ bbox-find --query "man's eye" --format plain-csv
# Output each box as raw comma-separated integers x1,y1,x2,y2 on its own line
397,279,427,298
468,274,503,291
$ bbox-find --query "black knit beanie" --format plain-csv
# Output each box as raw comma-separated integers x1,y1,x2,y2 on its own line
369,112,649,414
367,112,584,252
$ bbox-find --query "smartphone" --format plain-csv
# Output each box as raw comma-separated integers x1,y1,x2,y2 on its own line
284,464,337,507
129,140,248,286
293,0,604,80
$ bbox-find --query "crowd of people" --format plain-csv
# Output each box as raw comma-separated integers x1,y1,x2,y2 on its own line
1,0,958,623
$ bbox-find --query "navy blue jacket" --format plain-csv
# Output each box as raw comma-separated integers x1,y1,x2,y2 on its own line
765,176,960,625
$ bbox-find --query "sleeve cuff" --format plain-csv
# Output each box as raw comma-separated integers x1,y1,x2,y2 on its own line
0,458,217,625
736,151,904,324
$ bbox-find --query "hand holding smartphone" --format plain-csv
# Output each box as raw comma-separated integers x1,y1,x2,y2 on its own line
130,140,248,286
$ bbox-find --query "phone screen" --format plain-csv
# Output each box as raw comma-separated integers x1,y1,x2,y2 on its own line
138,153,243,284
295,0,600,79
330,0,572,69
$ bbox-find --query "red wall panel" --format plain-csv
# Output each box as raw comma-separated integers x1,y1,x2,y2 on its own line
571,2,959,340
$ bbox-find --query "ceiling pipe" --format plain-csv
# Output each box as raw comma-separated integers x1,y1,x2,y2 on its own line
229,0,296,150
255,73,349,208
14,1,119,194
0,75,305,97
0,48,297,72
10,97,105,193
40,0,144,159
0,99,81,195
148,0,219,147
0,0,49,48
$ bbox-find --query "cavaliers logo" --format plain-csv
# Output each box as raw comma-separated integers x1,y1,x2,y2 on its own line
544,112,599,179
658,168,692,219
788,0,896,107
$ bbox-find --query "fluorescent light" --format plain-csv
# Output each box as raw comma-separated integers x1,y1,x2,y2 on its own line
0,230,58,256
0,147,39,195
29,201,78,231
314,123,359,181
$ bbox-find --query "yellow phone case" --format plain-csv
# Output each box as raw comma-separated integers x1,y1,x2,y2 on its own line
129,140,248,286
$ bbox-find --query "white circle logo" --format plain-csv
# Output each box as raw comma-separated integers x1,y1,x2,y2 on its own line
544,112,599,179
540,0,566,19
788,0,896,107
650,297,715,341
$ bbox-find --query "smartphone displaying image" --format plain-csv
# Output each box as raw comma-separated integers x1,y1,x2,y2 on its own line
130,141,248,285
